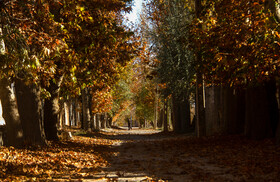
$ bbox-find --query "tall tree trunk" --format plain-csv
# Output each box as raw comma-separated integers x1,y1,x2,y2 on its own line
72,99,77,126
225,88,246,134
276,82,280,144
154,85,158,129
101,113,106,129
266,0,280,21
0,79,23,147
172,96,181,133
163,99,168,132
15,79,46,146
81,88,91,130
195,73,205,137
108,115,112,128
44,81,60,141
105,113,111,128
245,84,271,140
91,114,97,130
195,0,206,137
180,98,191,133
58,104,64,130
64,101,70,126
158,109,164,129
81,89,87,130
265,79,279,137
96,113,100,130
172,96,192,133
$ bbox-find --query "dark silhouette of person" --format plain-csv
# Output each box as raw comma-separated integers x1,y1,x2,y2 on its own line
126,117,131,130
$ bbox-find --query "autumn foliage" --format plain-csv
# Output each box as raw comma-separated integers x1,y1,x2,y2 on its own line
191,0,280,86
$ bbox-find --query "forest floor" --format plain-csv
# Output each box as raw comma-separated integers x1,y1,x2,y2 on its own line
1,127,280,182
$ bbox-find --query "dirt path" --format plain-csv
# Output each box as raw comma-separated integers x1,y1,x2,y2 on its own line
87,128,280,182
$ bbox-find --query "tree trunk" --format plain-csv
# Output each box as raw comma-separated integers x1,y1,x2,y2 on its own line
154,86,158,129
172,96,181,133
265,79,279,137
101,113,106,129
172,96,192,133
44,81,60,141
0,79,23,147
15,79,46,146
266,0,280,21
163,100,168,132
180,98,191,133
81,88,91,130
58,104,64,130
227,88,246,134
158,109,164,129
245,85,271,140
108,115,112,128
276,82,280,144
81,89,88,130
96,113,101,130
64,101,70,126
195,0,206,137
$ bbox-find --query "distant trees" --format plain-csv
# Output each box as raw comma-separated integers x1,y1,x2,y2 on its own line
141,0,195,133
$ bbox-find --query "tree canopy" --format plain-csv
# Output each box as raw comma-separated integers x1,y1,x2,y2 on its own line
191,0,280,86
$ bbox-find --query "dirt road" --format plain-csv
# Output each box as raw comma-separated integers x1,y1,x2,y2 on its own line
88,128,280,182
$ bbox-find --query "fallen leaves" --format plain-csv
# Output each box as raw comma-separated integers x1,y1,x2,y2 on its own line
0,134,114,181
1,130,280,181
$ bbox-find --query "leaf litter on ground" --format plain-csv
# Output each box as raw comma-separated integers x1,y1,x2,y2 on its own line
0,129,279,181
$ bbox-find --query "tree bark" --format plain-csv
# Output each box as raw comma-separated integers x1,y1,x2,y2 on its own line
266,0,280,21
245,85,271,140
44,80,60,141
15,79,46,146
265,79,279,137
0,79,23,147
195,0,206,137
101,113,106,129
163,100,168,132
64,101,70,126
154,85,158,129
81,88,91,130
180,98,191,133
96,113,101,130
172,96,181,133
276,82,280,144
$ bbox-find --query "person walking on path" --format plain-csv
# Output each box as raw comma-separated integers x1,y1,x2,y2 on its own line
126,117,131,130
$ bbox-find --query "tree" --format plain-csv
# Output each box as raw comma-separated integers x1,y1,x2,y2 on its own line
191,0,280,139
0,0,60,146
0,0,137,146
142,0,195,133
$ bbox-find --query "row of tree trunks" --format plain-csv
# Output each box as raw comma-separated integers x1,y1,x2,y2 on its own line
203,79,279,141
191,0,280,141
0,78,57,147
58,99,81,129
205,86,245,136
245,80,279,140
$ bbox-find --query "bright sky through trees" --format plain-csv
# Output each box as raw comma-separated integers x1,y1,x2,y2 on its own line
125,0,143,23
